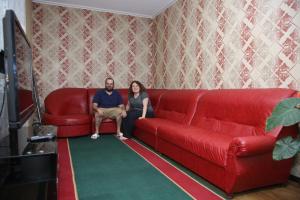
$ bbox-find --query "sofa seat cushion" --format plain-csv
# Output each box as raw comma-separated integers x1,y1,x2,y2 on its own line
135,118,186,135
43,113,91,126
101,118,115,123
157,125,234,167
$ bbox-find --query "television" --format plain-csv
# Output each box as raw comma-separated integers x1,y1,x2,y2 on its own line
3,10,38,130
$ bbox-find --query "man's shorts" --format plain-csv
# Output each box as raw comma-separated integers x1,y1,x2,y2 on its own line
97,107,122,119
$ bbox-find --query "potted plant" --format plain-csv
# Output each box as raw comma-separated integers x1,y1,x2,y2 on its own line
266,94,300,160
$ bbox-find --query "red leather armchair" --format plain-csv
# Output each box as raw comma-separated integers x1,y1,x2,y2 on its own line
43,88,91,137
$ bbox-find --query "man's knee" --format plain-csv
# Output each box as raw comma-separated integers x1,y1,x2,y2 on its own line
112,108,122,118
116,108,122,114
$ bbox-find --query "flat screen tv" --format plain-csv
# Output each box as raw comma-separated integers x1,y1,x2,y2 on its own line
3,10,40,130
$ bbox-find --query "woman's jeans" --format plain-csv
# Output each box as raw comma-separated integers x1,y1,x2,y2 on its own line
121,109,154,138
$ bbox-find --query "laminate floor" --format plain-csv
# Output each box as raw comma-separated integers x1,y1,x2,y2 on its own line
234,180,300,200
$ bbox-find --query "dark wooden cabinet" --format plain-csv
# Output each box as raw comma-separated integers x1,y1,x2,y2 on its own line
0,126,57,200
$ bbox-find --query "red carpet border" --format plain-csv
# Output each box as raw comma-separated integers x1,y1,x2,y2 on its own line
57,139,77,200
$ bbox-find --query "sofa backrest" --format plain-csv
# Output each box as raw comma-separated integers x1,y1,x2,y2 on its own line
87,88,128,114
191,88,297,137
156,90,207,125
147,89,166,112
44,88,88,115
117,89,129,103
87,88,97,114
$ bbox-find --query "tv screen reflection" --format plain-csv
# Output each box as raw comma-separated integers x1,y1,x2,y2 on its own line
15,21,33,115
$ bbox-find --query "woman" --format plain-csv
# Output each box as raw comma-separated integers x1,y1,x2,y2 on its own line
121,81,154,138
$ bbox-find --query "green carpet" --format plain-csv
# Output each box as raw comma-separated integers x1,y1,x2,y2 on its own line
133,139,228,199
68,135,193,200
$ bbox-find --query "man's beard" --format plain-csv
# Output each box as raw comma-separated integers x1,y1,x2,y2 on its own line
105,87,113,92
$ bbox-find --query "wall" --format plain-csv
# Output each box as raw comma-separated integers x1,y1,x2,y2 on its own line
33,1,300,95
154,0,300,90
32,3,156,100
0,73,8,141
26,0,33,45
0,0,27,49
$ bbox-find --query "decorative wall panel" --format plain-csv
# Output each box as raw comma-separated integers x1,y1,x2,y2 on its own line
154,0,300,90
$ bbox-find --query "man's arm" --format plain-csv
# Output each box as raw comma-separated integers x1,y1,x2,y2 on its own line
92,91,101,112
93,103,98,111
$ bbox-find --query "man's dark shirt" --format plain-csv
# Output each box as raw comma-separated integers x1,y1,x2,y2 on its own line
92,89,123,108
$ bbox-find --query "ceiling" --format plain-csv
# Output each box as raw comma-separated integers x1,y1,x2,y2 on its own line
32,0,177,18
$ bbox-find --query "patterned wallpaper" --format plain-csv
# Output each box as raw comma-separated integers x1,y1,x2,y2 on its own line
32,0,300,100
154,0,300,89
32,3,155,100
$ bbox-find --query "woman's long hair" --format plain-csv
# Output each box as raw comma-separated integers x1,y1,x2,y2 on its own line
128,81,146,97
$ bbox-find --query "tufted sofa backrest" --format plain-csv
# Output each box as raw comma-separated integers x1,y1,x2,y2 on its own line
191,88,297,137
44,88,88,115
156,89,207,125
117,89,129,104
147,89,167,112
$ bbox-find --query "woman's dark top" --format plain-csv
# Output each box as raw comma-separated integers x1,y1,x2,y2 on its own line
128,91,153,112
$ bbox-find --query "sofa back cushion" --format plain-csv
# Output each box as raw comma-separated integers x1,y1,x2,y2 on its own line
44,88,88,115
191,88,296,137
147,89,166,112
87,88,128,114
156,90,206,125
118,89,129,104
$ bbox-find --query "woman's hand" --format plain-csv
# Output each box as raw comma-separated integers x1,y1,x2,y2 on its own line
138,116,145,120
125,101,130,111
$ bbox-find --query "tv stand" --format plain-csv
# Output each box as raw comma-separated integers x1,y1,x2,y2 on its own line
0,125,57,200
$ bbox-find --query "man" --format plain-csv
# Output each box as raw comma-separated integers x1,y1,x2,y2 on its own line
91,78,126,139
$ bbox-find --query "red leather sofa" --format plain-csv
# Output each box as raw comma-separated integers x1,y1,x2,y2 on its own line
43,88,166,137
43,87,298,194
43,88,91,138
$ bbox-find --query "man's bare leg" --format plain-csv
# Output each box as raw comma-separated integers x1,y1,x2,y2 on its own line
115,113,122,135
91,112,102,139
95,112,103,133
115,112,127,140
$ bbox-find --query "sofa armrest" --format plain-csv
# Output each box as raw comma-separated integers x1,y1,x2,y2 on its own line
229,135,276,157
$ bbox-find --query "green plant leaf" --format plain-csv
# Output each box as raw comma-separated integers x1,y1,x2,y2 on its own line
266,98,300,131
273,136,300,160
